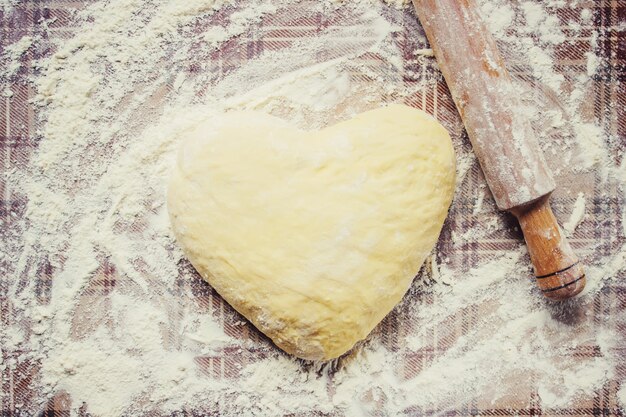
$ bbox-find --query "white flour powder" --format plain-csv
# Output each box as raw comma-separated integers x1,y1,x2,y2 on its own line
1,34,32,82
2,0,625,415
0,0,18,14
564,192,586,234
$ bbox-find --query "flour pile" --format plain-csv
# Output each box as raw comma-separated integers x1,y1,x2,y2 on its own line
2,0,625,415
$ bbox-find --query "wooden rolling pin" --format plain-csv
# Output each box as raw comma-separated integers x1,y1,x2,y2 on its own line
412,0,585,299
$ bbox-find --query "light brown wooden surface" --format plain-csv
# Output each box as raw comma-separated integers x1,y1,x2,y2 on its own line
411,0,555,211
412,0,585,298
511,196,586,299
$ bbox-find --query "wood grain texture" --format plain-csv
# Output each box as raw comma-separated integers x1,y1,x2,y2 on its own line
511,196,586,299
412,0,585,299
411,0,555,210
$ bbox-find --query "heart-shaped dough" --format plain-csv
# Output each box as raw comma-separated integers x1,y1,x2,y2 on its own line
168,105,455,360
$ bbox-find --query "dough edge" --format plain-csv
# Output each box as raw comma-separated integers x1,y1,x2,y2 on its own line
168,104,456,361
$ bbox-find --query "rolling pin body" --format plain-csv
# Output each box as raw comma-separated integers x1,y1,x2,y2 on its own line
412,0,585,299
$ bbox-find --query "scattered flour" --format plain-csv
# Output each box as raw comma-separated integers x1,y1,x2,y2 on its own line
586,51,600,76
414,48,434,56
564,192,586,233
520,1,565,43
0,0,18,14
619,384,626,412
1,35,33,79
480,1,515,36
2,0,624,415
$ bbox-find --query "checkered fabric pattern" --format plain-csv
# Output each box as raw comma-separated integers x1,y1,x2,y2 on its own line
1,0,625,415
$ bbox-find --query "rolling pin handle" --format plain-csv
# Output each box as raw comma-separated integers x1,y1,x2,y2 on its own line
510,195,586,300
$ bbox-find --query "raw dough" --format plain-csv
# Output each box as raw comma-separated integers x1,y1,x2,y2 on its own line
168,105,456,360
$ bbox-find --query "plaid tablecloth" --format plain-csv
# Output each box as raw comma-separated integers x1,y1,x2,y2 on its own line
1,0,625,415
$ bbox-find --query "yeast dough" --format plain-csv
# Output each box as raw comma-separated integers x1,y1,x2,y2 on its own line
168,105,456,360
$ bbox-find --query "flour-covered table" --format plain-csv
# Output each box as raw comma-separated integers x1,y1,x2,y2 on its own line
1,0,625,415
